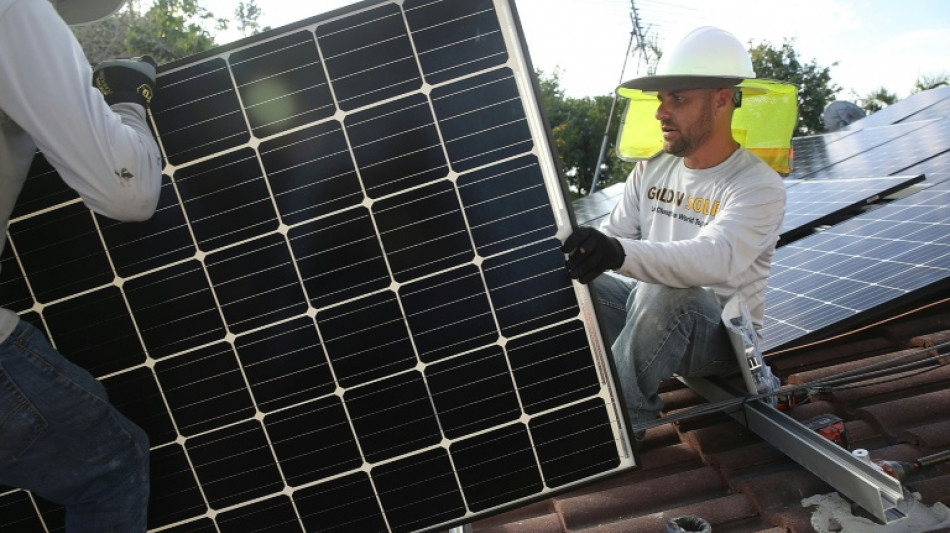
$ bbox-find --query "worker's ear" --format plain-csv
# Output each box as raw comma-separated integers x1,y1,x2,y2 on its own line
712,87,735,117
715,88,734,110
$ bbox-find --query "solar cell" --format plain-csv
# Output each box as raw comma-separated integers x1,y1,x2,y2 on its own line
0,1,634,531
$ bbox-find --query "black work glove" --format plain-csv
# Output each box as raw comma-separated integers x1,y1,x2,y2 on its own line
93,56,158,107
561,226,625,284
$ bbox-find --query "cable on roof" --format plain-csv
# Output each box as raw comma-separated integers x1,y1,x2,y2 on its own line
631,340,950,433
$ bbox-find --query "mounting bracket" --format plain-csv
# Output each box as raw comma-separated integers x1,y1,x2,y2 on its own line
680,376,907,524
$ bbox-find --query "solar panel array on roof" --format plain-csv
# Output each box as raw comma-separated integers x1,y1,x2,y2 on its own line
788,120,933,180
0,1,635,531
763,177,950,352
760,90,950,351
779,175,924,243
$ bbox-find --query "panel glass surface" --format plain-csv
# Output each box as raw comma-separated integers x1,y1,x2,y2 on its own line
763,179,950,352
0,1,633,531
779,175,923,242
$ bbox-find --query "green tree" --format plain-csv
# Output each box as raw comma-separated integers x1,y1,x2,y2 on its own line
72,0,226,65
234,0,265,37
860,86,898,113
913,71,950,93
126,0,220,63
536,69,633,198
749,39,840,136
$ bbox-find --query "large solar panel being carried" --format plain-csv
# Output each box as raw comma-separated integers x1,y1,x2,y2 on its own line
0,1,635,531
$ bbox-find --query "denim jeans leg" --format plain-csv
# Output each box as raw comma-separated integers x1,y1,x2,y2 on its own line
0,320,150,532
607,282,735,436
590,272,637,347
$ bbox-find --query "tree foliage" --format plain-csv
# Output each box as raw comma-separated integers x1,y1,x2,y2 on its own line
860,86,898,113
913,71,950,94
233,0,266,37
536,69,633,198
73,0,222,65
749,39,840,136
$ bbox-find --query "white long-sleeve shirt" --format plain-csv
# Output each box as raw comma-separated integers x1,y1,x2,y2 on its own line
0,0,162,339
600,148,786,332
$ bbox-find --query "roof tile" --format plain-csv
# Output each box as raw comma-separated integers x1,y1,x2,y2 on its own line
732,465,832,515
786,348,931,385
855,389,950,438
898,420,950,448
827,365,950,406
574,494,757,533
556,466,725,529
909,474,950,506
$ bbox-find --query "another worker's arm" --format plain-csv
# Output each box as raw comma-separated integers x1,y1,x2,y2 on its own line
0,0,161,221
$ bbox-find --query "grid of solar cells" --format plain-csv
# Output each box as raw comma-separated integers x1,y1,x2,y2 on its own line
813,119,950,180
779,175,924,243
899,148,950,188
786,130,856,178
901,93,950,123
762,178,950,352
0,1,633,531
788,120,932,180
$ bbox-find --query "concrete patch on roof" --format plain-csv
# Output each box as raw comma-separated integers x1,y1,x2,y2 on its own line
803,491,950,533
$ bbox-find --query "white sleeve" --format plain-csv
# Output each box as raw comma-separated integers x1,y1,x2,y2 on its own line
0,0,161,222
617,178,786,288
598,162,643,240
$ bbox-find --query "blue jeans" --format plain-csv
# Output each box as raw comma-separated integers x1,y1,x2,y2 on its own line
0,320,149,532
591,274,736,438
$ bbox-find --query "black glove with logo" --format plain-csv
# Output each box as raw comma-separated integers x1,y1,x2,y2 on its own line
92,55,158,107
561,226,625,284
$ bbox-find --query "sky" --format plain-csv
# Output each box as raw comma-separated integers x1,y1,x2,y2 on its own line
200,0,950,100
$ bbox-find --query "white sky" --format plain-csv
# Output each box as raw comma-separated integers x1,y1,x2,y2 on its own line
201,0,950,99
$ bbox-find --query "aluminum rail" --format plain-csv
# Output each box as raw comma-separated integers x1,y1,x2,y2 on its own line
680,376,907,524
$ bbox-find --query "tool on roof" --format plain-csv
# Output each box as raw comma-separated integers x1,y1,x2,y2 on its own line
872,450,950,482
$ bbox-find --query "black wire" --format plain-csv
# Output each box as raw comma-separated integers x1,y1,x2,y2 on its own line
629,340,950,432
823,360,950,392
811,340,950,387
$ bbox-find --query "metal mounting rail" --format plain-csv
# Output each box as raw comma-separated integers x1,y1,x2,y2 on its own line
679,376,907,524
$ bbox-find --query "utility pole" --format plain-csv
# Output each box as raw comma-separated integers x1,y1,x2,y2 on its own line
589,0,651,195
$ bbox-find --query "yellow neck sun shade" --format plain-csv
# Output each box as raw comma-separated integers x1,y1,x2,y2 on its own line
615,79,799,174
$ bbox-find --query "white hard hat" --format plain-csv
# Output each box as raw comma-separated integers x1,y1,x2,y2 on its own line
621,26,755,92
51,0,126,25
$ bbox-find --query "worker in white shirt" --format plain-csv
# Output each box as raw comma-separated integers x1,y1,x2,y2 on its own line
0,0,161,530
562,27,786,445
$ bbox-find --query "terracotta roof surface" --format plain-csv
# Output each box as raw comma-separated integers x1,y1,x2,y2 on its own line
472,90,950,533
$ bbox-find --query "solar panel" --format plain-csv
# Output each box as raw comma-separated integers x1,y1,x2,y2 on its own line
0,1,635,531
762,178,950,352
779,174,924,243
786,130,858,178
573,182,625,226
814,119,950,180
789,120,933,180
901,93,950,123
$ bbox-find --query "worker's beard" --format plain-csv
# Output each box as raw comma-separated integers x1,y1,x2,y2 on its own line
662,95,716,158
